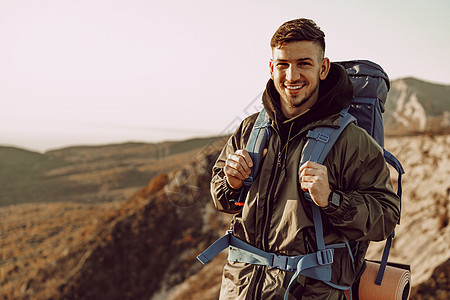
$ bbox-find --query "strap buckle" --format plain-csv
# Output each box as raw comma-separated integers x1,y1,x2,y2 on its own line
271,254,288,270
317,249,334,265
316,133,330,143
307,131,330,143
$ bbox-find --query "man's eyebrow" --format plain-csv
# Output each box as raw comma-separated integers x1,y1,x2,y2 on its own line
275,57,313,62
274,57,314,63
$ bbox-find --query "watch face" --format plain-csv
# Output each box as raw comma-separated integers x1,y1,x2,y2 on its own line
331,192,341,207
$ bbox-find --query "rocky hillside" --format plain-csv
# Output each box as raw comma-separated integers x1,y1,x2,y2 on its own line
366,134,450,299
1,133,449,299
384,78,450,135
0,137,232,299
0,136,221,207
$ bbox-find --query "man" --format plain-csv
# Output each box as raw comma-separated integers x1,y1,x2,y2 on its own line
211,18,400,299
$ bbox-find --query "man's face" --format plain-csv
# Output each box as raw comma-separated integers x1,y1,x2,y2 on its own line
270,41,330,118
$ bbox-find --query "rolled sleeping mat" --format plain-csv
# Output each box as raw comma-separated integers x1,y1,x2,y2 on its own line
345,261,411,300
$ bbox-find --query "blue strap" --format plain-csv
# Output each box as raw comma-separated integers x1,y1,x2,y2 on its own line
383,149,404,225
300,110,356,260
307,193,326,251
197,231,283,266
197,230,350,299
234,109,271,205
301,111,356,166
375,231,394,285
370,150,403,285
295,110,356,296
228,246,333,274
343,236,355,264
196,231,232,265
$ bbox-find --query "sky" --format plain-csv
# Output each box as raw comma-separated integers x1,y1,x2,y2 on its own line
1,0,449,153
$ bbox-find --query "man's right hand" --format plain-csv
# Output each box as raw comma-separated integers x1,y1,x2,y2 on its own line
224,149,253,190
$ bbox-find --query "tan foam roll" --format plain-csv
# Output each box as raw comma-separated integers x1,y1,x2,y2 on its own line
346,261,411,300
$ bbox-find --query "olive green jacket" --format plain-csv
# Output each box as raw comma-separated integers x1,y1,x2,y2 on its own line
210,64,400,299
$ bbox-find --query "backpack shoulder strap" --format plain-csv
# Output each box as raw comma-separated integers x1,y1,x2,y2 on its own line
299,110,356,269
300,110,356,166
233,108,271,206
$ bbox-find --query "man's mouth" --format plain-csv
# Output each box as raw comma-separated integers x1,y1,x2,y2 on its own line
284,83,305,92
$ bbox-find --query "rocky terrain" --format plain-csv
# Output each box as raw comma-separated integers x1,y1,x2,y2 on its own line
385,78,450,135
1,133,449,299
0,136,232,299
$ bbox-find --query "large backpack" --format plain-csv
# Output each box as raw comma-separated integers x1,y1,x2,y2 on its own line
198,60,408,299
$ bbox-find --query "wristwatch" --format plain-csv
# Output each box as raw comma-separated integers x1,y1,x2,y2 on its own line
323,191,341,212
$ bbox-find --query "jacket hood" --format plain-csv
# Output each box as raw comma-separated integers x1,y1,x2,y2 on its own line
262,62,354,127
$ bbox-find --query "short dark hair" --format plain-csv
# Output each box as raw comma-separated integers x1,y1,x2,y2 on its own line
270,18,325,55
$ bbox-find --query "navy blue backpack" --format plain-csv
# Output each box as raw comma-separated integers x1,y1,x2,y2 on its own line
198,60,406,299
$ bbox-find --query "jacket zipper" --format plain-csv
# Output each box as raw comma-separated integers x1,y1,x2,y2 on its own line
254,130,283,299
255,147,285,299
262,149,285,251
254,129,307,299
261,122,298,251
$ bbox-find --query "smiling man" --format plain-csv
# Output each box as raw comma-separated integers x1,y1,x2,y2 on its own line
210,19,400,299
270,40,329,119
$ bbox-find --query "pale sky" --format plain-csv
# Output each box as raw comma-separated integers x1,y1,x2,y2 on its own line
1,0,449,152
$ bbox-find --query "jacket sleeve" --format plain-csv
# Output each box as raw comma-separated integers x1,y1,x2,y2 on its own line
322,124,401,242
210,114,257,214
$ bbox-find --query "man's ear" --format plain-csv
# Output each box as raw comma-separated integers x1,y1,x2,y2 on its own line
269,59,274,80
319,57,330,80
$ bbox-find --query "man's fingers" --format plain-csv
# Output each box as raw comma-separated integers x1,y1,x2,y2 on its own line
232,149,253,173
228,153,252,175
237,149,253,168
224,165,247,180
225,173,244,190
299,161,327,177
225,157,250,179
300,175,317,183
298,160,331,207
224,148,255,182
300,181,312,191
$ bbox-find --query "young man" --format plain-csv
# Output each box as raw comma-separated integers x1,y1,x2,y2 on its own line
211,18,400,299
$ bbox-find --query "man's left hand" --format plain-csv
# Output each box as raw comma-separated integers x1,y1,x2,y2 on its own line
299,161,331,207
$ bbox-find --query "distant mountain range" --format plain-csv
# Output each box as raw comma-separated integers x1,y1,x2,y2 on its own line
0,136,223,207
384,77,450,135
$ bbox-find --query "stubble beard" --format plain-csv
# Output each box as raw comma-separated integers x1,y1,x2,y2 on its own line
282,81,319,110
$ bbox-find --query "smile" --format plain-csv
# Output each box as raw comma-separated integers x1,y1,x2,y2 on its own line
285,84,305,91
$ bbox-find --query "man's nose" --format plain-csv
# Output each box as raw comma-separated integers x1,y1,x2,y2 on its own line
286,65,301,82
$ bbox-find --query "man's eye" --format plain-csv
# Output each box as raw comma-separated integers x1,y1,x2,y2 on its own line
277,63,288,68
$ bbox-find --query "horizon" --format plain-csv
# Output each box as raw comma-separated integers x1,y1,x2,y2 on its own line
1,0,449,153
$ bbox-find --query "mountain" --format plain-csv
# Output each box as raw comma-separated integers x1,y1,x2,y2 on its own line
0,136,222,207
384,77,450,135
0,136,232,299
1,133,449,299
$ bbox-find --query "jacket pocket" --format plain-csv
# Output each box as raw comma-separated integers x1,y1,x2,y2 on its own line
330,246,358,287
220,261,254,300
